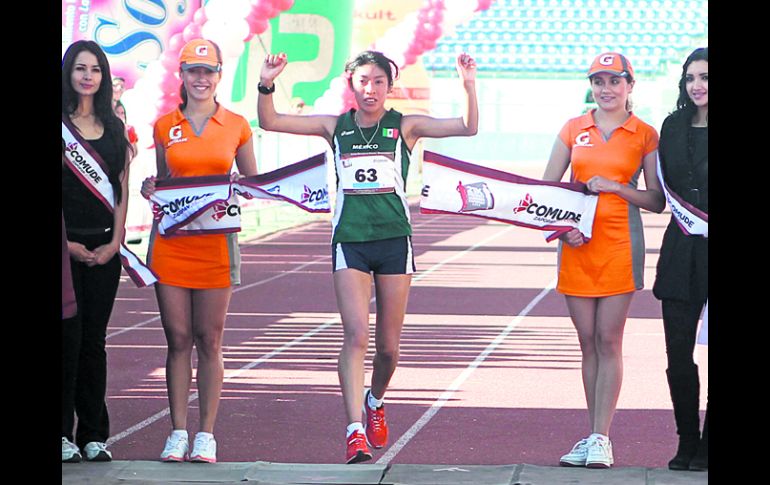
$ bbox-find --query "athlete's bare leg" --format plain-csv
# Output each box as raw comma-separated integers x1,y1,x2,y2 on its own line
334,269,374,425
370,274,412,400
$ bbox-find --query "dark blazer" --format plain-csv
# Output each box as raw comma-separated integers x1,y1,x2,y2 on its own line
652,110,708,303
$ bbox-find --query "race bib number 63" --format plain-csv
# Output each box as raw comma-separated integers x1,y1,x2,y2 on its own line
339,153,397,195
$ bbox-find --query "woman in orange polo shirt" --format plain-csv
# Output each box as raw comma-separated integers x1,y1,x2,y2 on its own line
542,53,665,468
141,39,257,463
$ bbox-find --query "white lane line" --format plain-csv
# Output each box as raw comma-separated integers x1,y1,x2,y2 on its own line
411,226,513,283
109,214,504,445
107,312,341,446
106,257,329,340
106,213,451,340
376,278,557,465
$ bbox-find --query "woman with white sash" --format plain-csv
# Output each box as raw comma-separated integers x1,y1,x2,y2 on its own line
62,40,134,463
140,39,257,464
543,53,665,468
652,47,708,472
258,50,478,463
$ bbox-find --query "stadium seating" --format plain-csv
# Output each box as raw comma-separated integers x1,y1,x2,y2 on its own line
423,0,708,75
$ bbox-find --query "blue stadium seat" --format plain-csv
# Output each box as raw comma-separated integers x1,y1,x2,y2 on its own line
422,0,707,74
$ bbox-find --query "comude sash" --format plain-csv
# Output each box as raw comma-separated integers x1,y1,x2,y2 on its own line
420,151,598,241
62,118,158,287
657,154,709,345
657,154,708,237
151,153,330,236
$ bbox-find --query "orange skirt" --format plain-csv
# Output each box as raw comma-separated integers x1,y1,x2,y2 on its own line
148,231,239,289
556,193,644,297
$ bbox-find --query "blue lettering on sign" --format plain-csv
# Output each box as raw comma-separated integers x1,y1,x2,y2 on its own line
124,0,169,26
94,16,162,56
93,0,178,57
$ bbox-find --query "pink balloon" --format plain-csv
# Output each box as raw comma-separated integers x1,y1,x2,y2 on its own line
247,15,269,34
427,9,444,24
275,0,294,10
422,38,438,51
407,38,428,56
422,23,439,39
167,92,181,105
476,0,492,11
160,51,178,71
161,75,179,94
430,0,446,8
267,4,281,18
404,52,417,66
168,33,185,53
193,8,207,25
182,23,202,42
251,1,272,17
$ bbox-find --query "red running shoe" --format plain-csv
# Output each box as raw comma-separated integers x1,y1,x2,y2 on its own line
346,431,372,464
364,390,388,449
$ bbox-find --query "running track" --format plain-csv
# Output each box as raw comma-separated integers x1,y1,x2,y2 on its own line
103,201,708,467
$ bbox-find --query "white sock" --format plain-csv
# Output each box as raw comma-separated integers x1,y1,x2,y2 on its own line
590,433,608,441
367,390,384,410
196,431,214,440
346,422,365,437
170,429,188,440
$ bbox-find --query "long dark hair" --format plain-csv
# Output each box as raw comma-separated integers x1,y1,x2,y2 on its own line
676,47,708,115
178,41,223,111
62,40,132,203
345,51,399,89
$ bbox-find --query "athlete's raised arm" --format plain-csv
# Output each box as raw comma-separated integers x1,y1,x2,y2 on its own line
257,53,337,145
402,53,478,149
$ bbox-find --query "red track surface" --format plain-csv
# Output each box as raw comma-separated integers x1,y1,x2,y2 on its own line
104,203,708,468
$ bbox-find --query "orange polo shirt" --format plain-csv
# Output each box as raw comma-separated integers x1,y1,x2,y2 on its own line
148,104,252,289
556,110,658,297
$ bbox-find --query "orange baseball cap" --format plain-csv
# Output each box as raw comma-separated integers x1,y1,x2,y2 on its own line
179,39,221,72
587,52,634,79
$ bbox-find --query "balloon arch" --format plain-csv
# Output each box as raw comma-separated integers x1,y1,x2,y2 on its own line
131,0,494,132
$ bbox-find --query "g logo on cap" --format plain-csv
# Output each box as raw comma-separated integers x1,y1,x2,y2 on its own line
195,45,208,57
599,54,615,66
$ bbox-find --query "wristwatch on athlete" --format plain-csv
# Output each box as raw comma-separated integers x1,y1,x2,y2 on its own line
257,82,275,95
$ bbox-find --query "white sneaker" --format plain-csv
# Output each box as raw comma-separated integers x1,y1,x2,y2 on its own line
559,437,591,467
190,432,217,463
160,431,189,462
586,436,614,468
62,437,82,463
83,441,113,462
